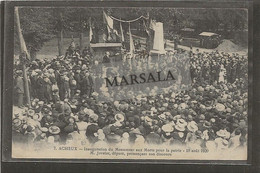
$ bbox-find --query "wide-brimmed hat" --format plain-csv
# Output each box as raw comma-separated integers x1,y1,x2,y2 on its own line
16,70,23,74
41,127,49,133
33,113,43,121
114,113,124,122
144,116,153,122
70,99,79,106
162,124,174,134
172,113,181,120
216,129,230,139
187,121,198,132
175,119,187,131
215,103,226,112
203,121,212,128
48,125,61,135
89,113,99,122
13,118,22,128
198,86,204,92
28,109,35,116
158,113,166,120
177,119,187,126
76,90,81,93
38,101,44,106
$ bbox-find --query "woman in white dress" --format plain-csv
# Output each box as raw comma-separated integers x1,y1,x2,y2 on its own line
219,64,226,83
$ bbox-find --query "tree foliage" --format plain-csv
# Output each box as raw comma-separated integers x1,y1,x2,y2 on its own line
15,7,248,58
15,8,56,58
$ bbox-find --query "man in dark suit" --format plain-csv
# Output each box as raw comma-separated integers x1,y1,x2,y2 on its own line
102,51,111,63
15,70,24,108
36,71,46,102
81,71,93,97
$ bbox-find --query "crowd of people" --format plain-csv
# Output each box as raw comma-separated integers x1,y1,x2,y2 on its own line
12,44,248,151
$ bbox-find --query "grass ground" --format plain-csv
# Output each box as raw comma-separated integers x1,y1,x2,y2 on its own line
36,36,90,59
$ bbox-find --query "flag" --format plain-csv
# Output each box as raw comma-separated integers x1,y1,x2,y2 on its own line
149,19,156,30
107,25,112,41
103,11,113,30
14,7,30,59
143,19,150,36
120,22,124,42
129,23,135,56
89,18,93,42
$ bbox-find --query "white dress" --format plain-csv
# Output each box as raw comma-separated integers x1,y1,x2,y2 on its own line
218,64,226,83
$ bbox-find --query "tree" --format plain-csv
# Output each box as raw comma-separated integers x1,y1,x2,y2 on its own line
53,9,65,56
14,7,56,59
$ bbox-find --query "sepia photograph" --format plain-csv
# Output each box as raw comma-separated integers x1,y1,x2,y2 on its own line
11,6,248,160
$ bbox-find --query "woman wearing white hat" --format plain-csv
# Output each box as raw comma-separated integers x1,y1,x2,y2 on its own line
185,121,202,149
161,124,174,145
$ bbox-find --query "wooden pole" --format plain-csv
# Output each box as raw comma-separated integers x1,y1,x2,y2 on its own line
58,28,63,56
22,62,31,108
79,13,84,52
14,7,31,108
57,10,63,56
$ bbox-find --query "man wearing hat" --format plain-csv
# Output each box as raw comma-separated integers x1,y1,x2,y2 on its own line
81,71,93,97
145,126,162,145
85,123,99,144
14,70,24,108
73,68,82,90
30,70,38,99
106,125,122,144
36,71,46,101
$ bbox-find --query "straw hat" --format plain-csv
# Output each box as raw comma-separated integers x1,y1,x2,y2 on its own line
114,113,124,122
12,118,22,129
38,101,44,106
187,121,198,132
216,129,230,139
48,126,61,135
162,124,174,135
158,113,166,120
175,119,187,131
27,109,35,117
89,113,99,122
215,103,225,112
41,127,49,133
144,116,153,122
33,113,43,122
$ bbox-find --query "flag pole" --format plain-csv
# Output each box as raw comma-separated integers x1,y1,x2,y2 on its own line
129,23,135,58
14,7,31,108
120,20,124,42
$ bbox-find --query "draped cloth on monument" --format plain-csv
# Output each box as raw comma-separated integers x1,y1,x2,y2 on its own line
152,22,165,53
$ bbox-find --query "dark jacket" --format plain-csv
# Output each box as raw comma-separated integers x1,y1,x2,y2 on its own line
102,55,110,63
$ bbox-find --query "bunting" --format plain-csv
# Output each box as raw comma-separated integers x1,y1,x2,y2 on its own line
109,14,148,23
